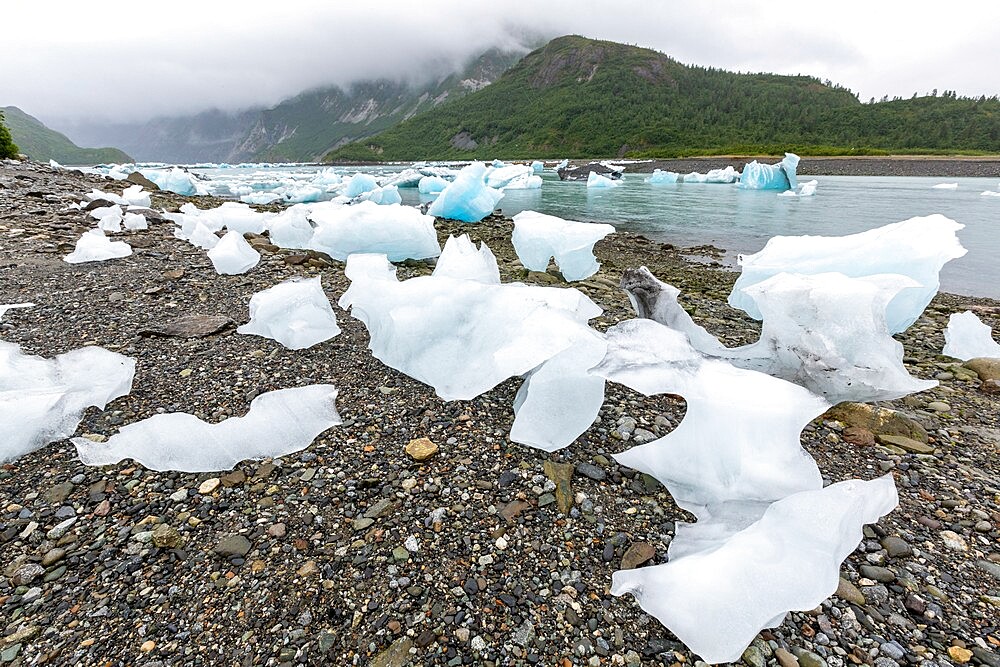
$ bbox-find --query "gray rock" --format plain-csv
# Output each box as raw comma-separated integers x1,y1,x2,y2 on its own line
576,462,606,481
214,534,251,557
860,565,896,583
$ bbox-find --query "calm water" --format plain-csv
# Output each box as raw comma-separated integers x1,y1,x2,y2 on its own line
191,165,1000,299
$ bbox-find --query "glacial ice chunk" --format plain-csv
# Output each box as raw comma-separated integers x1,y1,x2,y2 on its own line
511,211,615,282
73,385,340,472
942,311,1000,360
267,206,315,249
174,220,220,250
343,173,379,197
308,201,440,262
486,164,533,189
556,159,569,171
611,475,898,664
64,229,132,264
207,231,260,275
359,185,402,205
932,183,959,189
339,252,601,401
1,342,135,463
431,235,500,284
739,153,799,191
91,205,124,232
622,266,937,403
684,166,739,184
729,215,967,334
500,173,543,190
586,171,620,188
140,167,202,196
531,160,544,173
779,180,819,198
241,192,282,205
645,169,679,184
237,277,341,350
427,162,504,222
418,175,449,194
123,212,148,231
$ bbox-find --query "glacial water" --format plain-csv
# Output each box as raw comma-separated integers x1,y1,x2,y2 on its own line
189,165,1000,299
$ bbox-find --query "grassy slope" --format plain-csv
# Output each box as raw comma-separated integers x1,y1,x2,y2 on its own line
3,106,132,164
328,36,1000,161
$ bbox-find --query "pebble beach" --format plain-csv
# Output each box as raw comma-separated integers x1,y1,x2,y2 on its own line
0,159,998,667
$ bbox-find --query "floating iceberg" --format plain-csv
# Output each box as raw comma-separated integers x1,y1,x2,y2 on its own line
282,185,325,204
73,385,340,472
621,267,936,403
739,153,799,191
308,201,440,262
237,277,341,350
64,229,132,264
427,162,504,222
380,168,422,189
779,179,819,198
241,192,282,205
586,171,621,188
207,231,260,275
511,211,615,282
2,342,135,463
430,235,500,284
267,206,315,249
684,166,739,184
531,160,544,173
932,183,959,190
729,215,966,334
645,169,679,184
486,164,533,189
418,175,449,195
501,173,543,190
358,185,402,205
140,167,203,196
343,173,379,197
555,159,569,171
942,311,1000,360
611,476,898,664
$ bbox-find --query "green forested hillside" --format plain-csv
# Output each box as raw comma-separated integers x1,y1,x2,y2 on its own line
3,107,132,164
0,110,18,159
328,35,1000,161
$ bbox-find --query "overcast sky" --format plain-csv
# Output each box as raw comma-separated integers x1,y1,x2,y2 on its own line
5,0,999,126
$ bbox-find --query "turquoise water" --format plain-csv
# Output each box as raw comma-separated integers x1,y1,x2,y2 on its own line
191,165,1000,299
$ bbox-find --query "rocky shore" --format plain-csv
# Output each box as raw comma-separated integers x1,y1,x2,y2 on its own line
0,160,997,667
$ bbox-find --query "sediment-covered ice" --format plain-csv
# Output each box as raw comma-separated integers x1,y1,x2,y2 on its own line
427,162,504,222
729,215,967,334
586,172,620,188
622,266,937,403
739,153,799,191
511,211,615,282
2,342,135,463
237,277,341,350
64,229,132,264
339,252,600,402
942,311,1000,360
645,169,679,184
72,385,341,472
207,231,260,275
308,201,440,261
611,475,898,664
431,235,500,284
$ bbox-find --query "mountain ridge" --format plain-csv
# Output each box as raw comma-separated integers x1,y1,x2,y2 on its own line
2,106,132,165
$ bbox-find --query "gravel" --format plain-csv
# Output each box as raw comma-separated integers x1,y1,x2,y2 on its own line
0,158,997,667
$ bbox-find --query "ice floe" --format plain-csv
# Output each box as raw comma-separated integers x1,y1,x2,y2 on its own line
427,162,504,222
644,169,679,184
207,230,260,275
511,211,615,282
64,229,132,264
942,310,1000,360
237,277,341,350
683,166,739,183
932,182,959,189
73,385,340,472
2,343,135,463
586,171,621,188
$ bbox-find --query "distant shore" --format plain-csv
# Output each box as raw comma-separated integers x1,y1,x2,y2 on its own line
605,156,1000,178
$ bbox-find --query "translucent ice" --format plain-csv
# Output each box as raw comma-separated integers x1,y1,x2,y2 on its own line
486,164,533,189
174,220,220,250
140,167,203,196
611,475,898,664
90,205,124,232
64,229,132,264
73,385,341,472
645,169,679,184
339,252,600,401
207,231,260,275
267,206,315,249
308,201,440,262
511,211,615,282
500,173,543,190
622,266,937,403
427,162,504,222
729,215,966,334
431,235,500,284
358,185,402,205
174,202,271,234
531,160,544,173
942,311,1000,360
343,173,379,197
237,277,341,350
418,175,449,194
1,342,135,463
123,212,148,231
779,179,819,198
739,153,799,191
586,171,620,188
684,166,739,184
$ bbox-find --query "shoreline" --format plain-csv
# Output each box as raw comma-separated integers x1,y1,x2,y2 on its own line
1,160,998,666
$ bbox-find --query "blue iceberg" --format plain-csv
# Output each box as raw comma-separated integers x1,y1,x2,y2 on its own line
645,169,679,184
427,162,504,223
531,160,544,173
418,175,449,194
739,153,800,191
343,173,379,197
